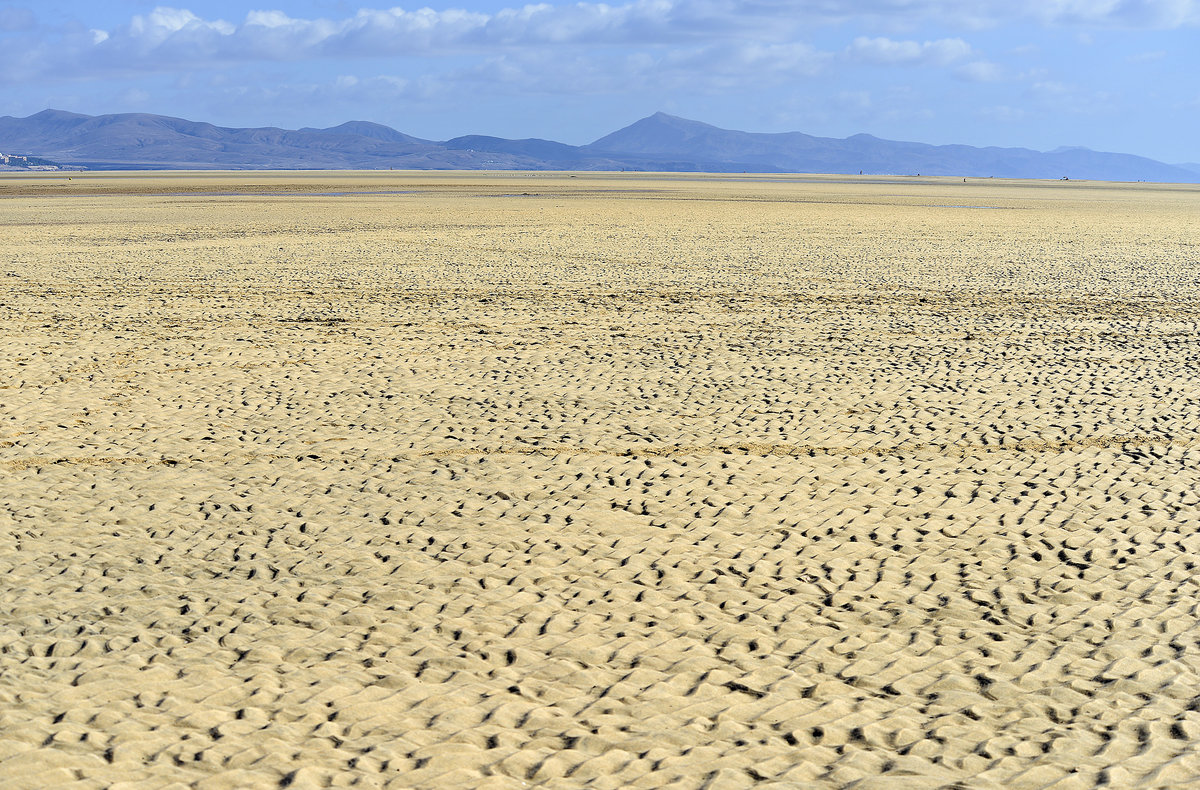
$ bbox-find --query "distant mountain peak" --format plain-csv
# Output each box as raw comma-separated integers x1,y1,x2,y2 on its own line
301,120,428,145
645,112,717,128
29,108,90,121
589,112,727,153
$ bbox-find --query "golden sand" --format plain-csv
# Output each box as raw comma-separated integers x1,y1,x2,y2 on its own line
2,171,1199,789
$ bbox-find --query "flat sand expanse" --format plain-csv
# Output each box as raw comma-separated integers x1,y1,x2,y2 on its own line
2,171,1200,789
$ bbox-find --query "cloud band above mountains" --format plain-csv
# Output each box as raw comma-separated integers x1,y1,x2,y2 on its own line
2,0,1197,84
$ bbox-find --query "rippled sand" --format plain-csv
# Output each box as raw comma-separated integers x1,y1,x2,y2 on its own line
2,171,1199,789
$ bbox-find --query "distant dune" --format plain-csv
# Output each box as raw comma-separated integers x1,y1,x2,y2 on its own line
1,108,1196,181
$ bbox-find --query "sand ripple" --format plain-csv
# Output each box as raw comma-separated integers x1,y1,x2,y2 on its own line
2,172,1200,788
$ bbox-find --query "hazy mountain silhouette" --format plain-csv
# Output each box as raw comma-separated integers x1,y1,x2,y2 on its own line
0,109,438,169
443,135,586,162
299,121,430,145
589,112,1196,181
1,108,1194,182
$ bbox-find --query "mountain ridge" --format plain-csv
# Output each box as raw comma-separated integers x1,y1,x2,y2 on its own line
586,112,1195,182
0,109,1194,182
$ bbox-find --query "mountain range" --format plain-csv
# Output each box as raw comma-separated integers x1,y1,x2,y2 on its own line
1,108,1195,182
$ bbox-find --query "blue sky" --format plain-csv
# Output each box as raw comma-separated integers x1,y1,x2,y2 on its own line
2,1,1197,162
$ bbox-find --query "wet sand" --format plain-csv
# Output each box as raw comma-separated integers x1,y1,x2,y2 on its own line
2,171,1200,789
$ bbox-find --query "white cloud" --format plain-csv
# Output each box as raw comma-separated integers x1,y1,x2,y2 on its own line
1030,0,1199,26
726,0,1200,27
451,40,830,95
1,0,1195,99
65,0,1200,70
128,7,235,40
1,1,836,88
6,0,1196,88
244,11,298,29
956,60,1004,81
61,1,717,73
707,42,830,75
845,36,972,66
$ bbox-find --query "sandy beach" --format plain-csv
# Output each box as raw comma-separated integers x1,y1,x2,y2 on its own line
2,170,1199,789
